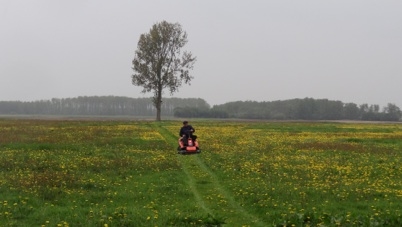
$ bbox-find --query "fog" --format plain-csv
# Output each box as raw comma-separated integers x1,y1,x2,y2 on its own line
1,0,401,108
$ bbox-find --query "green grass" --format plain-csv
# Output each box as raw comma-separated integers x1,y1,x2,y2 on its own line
0,119,402,226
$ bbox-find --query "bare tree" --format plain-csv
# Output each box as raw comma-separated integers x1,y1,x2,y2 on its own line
131,21,196,121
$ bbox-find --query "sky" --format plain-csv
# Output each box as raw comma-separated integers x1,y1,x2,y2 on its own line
1,1,401,108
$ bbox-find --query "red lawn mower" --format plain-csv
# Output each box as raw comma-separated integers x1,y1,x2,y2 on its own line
177,132,201,155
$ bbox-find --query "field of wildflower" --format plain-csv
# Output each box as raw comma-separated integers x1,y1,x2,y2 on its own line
0,118,401,226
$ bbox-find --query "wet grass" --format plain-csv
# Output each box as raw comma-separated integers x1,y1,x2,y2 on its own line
0,119,401,226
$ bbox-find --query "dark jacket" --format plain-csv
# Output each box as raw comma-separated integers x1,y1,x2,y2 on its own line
180,125,195,137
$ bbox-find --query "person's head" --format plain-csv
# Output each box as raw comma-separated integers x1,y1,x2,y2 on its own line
183,121,188,125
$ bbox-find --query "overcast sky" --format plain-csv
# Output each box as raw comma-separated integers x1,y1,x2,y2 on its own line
1,1,401,108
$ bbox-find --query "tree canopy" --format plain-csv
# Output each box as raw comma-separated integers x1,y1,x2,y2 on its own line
131,21,196,121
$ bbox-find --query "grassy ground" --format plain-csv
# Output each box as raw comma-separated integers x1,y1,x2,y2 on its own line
0,119,401,226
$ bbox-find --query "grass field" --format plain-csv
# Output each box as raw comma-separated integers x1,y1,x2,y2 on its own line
0,119,401,226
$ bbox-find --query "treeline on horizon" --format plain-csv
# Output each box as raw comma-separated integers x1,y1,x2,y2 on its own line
0,96,401,121
177,98,401,121
0,96,209,117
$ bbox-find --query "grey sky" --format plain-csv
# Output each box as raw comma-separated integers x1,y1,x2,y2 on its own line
1,1,401,108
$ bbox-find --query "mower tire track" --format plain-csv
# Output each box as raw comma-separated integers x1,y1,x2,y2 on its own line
177,151,214,215
156,123,266,226
155,123,212,214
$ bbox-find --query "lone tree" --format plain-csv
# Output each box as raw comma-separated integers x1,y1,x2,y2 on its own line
131,21,196,121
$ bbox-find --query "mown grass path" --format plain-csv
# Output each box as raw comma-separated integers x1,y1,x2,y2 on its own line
155,122,266,227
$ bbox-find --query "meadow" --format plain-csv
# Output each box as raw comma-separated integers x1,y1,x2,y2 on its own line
0,118,401,227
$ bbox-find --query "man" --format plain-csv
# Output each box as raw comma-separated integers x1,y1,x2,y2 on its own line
179,121,197,145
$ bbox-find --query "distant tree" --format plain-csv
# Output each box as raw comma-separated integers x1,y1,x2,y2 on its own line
383,103,402,121
296,98,316,120
131,21,196,121
343,103,360,120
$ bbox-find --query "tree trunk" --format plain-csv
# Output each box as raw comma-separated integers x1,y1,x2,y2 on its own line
156,105,161,121
155,86,162,121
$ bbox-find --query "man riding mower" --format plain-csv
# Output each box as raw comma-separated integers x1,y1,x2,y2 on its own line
177,121,200,154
